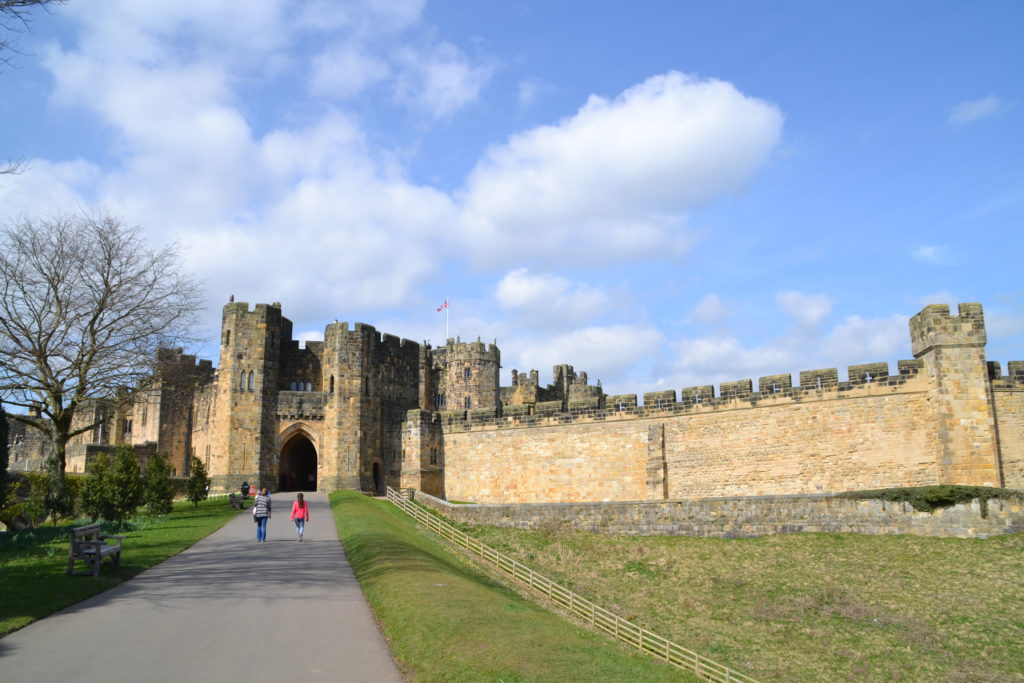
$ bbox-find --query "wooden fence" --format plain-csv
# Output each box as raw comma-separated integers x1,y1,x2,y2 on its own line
386,487,758,683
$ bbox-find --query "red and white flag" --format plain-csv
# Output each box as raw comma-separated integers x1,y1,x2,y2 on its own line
436,299,449,312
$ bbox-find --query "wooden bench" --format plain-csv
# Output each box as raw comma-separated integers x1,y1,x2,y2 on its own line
67,524,125,577
229,493,247,509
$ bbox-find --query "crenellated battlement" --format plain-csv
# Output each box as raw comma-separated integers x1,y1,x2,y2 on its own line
910,302,986,357
988,360,1024,389
438,336,501,361
437,358,933,433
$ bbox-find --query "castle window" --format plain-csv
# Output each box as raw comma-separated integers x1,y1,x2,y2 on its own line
305,381,312,392
224,329,230,346
239,371,246,391
429,447,438,465
289,381,297,391
329,376,335,393
436,394,445,409
464,396,471,410
618,402,625,411
141,405,147,426
657,399,663,410
464,366,472,379
364,378,369,397
247,370,254,391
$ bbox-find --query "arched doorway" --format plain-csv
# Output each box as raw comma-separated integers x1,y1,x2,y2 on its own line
279,433,317,491
372,462,384,496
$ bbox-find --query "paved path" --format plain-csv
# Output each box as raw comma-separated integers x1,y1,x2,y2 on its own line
0,493,404,682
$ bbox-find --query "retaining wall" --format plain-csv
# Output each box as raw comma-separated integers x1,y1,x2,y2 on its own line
412,491,1024,539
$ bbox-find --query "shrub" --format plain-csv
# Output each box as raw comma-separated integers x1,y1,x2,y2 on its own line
81,453,113,523
143,453,174,516
0,403,8,513
838,485,1023,518
186,458,210,508
21,471,49,526
107,446,143,529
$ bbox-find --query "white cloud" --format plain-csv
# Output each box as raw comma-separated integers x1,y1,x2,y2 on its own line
508,324,663,387
0,159,100,219
668,301,910,390
459,71,783,265
516,77,549,107
692,293,732,325
819,314,908,364
310,44,391,98
393,41,493,118
495,268,616,329
672,335,797,385
776,290,835,330
947,95,1011,126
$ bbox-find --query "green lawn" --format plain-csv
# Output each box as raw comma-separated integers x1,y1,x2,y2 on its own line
469,523,1024,682
330,490,691,682
0,497,242,636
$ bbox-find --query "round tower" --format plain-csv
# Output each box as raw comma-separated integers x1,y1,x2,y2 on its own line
438,338,500,412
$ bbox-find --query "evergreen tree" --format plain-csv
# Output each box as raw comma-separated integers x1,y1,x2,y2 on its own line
143,452,174,516
82,452,113,523
186,457,210,508
107,445,142,529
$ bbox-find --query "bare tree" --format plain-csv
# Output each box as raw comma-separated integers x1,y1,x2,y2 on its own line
0,210,204,486
2,0,67,175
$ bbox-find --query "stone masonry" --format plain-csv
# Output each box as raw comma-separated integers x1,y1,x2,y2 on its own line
7,302,1022,506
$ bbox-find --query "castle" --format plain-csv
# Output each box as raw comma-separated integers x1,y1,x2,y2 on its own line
7,301,1024,503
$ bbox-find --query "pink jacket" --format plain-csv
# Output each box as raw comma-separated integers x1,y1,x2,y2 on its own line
290,500,310,521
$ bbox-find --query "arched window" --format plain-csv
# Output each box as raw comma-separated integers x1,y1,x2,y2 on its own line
247,370,254,391
329,376,335,393
239,370,246,391
464,366,472,379
464,396,471,410
224,329,230,346
305,381,312,392
289,381,297,391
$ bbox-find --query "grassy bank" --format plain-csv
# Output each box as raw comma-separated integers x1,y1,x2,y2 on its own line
0,497,242,636
470,524,1024,681
330,490,688,682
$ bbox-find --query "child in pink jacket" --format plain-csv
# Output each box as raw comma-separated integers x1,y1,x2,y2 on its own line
290,492,310,541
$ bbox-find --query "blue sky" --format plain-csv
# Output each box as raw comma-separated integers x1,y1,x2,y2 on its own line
2,0,1021,397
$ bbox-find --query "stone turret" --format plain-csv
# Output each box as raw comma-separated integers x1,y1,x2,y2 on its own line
910,303,1002,486
212,301,288,491
435,338,500,413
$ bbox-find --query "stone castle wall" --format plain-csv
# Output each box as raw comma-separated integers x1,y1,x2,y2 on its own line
439,361,946,504
992,362,1024,488
437,304,1021,505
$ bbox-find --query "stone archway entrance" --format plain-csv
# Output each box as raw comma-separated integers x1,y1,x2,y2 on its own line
372,462,384,496
279,433,317,491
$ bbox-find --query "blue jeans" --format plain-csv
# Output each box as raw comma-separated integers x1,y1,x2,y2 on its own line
256,516,268,541
294,519,305,538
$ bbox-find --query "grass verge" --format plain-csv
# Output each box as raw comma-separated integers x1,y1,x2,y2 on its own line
470,523,1024,682
330,490,691,682
0,497,243,637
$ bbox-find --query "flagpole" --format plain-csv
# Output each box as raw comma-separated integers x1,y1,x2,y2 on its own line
445,295,449,341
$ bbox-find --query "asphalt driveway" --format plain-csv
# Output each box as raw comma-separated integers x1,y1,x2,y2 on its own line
0,492,404,682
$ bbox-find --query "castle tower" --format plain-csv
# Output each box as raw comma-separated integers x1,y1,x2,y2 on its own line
210,301,288,492
910,303,1002,486
437,338,500,412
